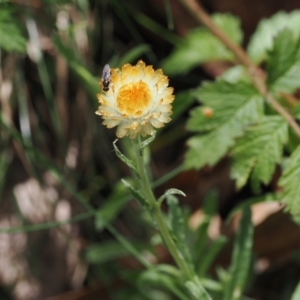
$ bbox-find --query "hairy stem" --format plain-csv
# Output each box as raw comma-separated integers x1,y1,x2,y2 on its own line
131,137,212,299
132,137,193,279
177,0,300,138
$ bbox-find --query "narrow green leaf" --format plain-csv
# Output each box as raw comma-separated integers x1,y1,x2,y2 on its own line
85,241,129,264
223,206,253,300
167,195,192,265
141,132,156,149
279,145,300,214
291,280,300,300
113,140,137,172
161,13,243,75
154,264,181,278
118,44,151,65
158,188,186,205
95,183,129,230
52,35,99,98
217,267,230,285
121,179,149,209
0,211,95,233
193,190,218,263
266,29,300,94
138,268,190,300
201,278,222,292
185,81,264,169
127,4,181,46
230,116,288,190
185,277,212,300
198,236,227,277
106,223,151,269
247,10,300,63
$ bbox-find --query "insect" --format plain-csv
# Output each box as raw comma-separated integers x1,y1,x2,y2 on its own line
102,64,111,92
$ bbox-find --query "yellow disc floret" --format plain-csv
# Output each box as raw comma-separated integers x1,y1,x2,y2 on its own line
117,81,152,116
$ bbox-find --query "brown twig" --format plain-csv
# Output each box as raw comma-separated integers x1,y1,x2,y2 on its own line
176,0,300,138
281,93,299,108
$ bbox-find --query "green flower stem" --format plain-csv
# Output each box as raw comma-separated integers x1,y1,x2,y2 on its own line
132,136,193,280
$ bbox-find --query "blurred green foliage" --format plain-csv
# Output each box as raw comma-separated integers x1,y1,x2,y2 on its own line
1,0,300,299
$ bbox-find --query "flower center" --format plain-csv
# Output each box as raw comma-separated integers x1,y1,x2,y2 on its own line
116,81,152,116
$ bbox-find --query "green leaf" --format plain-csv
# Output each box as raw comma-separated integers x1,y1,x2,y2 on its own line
279,145,300,214
0,8,26,52
247,10,300,63
52,35,99,98
95,183,129,230
291,280,300,300
197,236,227,277
293,103,300,121
185,277,213,300
185,81,264,169
223,206,253,300
167,195,192,265
201,278,222,292
172,90,196,121
113,140,137,173
121,179,149,209
231,116,288,189
118,44,151,66
266,29,300,94
141,132,156,149
219,65,251,84
154,264,181,278
85,241,129,264
161,13,242,75
192,190,218,262
138,267,190,300
105,223,152,269
158,188,186,205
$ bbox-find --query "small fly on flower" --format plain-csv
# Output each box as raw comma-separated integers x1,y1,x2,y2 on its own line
102,64,111,92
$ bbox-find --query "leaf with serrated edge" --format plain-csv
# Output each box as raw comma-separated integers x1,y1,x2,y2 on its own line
231,116,288,189
113,140,137,172
279,145,300,214
247,10,300,63
188,81,259,133
185,81,264,170
267,29,300,94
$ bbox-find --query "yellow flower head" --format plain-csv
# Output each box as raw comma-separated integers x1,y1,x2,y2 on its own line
96,60,175,139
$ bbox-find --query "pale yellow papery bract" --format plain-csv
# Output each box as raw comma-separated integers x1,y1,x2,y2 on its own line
96,60,175,139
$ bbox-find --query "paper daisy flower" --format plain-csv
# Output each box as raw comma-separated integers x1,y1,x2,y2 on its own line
96,60,175,139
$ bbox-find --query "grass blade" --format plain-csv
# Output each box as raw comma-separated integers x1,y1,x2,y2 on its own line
223,206,253,300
